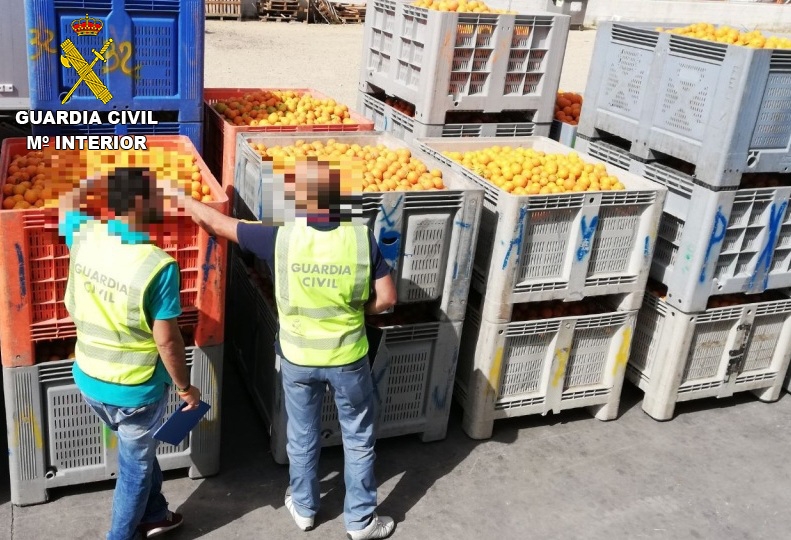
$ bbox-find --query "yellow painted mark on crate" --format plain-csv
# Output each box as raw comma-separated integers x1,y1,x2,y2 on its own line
551,348,570,387
29,27,57,61
102,28,142,79
15,405,44,450
103,424,117,450
612,327,633,376
488,347,504,395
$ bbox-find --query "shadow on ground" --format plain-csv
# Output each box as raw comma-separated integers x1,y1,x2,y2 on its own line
167,353,503,538
167,353,630,538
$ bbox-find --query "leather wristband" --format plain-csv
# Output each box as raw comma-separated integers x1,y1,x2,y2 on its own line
176,384,192,394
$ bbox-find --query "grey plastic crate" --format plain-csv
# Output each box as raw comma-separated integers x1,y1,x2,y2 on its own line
226,252,463,465
417,136,667,322
272,318,464,465
578,21,791,189
0,0,30,110
357,91,551,145
577,136,791,313
358,0,570,125
233,130,483,322
3,344,223,506
628,291,791,421
456,293,637,440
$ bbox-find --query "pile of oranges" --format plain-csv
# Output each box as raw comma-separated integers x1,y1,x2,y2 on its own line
554,92,583,125
442,146,626,195
2,147,214,211
385,96,416,118
251,139,447,193
212,90,358,127
412,0,515,12
511,299,606,322
658,23,791,49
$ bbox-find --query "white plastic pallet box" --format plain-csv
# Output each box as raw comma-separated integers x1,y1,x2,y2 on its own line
233,130,484,322
578,21,791,189
4,345,223,506
456,292,637,439
578,136,791,313
417,136,667,322
628,291,791,420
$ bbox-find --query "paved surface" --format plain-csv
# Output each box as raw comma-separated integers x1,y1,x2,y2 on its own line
202,21,596,109
2,20,791,540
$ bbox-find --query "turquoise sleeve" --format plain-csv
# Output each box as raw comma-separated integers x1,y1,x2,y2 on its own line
145,262,183,322
58,211,92,249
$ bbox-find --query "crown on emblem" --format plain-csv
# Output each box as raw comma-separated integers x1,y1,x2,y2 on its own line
71,13,103,36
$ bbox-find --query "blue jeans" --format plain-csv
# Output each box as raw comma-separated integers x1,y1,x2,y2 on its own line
83,390,170,540
280,354,378,532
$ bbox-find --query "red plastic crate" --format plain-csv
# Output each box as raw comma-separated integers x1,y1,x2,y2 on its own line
0,136,229,368
203,88,375,187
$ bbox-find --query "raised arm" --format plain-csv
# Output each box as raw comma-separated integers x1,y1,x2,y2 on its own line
58,175,108,223
182,196,240,244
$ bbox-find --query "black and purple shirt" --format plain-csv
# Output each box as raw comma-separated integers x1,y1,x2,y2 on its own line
236,218,393,359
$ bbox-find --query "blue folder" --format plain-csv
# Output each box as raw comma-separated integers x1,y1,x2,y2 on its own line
153,400,211,446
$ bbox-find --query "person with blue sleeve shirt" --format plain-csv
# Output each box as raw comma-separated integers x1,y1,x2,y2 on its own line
59,167,201,540
179,158,398,539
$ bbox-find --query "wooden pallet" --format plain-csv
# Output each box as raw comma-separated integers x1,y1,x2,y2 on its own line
206,0,243,20
258,0,307,21
311,0,366,24
333,2,365,23
263,1,300,10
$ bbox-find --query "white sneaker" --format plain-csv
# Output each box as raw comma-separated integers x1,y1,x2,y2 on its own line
285,495,315,532
346,514,395,540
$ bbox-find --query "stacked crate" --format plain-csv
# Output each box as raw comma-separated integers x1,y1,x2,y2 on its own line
226,131,483,463
24,0,205,150
0,136,229,506
202,88,374,189
356,0,570,144
416,136,667,439
575,21,791,420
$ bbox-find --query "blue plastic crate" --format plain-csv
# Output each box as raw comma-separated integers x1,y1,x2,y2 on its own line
25,0,203,121
32,120,202,153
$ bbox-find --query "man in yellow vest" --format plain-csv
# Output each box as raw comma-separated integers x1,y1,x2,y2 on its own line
59,167,202,540
179,158,398,539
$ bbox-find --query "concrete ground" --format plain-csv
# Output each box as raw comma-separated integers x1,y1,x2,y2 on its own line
2,21,791,540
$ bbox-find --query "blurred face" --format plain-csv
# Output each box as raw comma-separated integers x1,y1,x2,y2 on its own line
289,160,327,215
134,171,165,225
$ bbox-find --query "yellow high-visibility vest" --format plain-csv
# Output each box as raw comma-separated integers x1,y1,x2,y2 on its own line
65,221,176,385
274,223,371,366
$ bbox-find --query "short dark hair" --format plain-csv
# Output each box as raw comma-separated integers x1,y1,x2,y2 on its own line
316,165,342,214
107,167,154,216
315,160,360,222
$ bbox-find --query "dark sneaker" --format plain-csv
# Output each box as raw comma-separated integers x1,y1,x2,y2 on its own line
139,511,184,538
347,514,395,540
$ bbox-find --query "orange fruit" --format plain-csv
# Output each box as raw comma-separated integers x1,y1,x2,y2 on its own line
23,189,39,204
